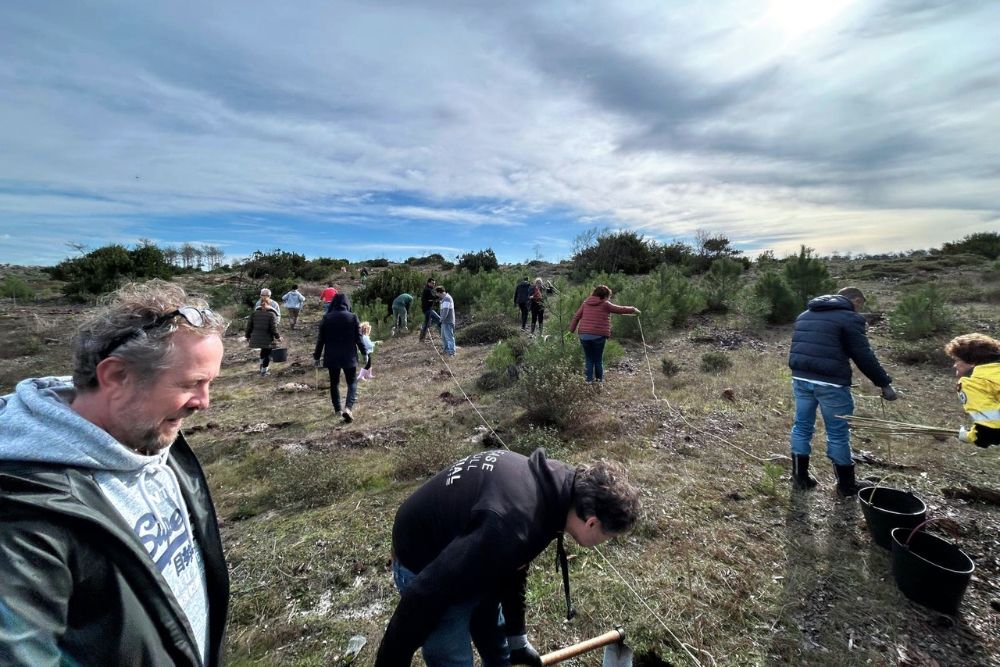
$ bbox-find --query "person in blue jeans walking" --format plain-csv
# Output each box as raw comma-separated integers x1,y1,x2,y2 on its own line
418,278,441,342
436,285,456,355
788,287,897,496
374,449,641,667
568,285,639,382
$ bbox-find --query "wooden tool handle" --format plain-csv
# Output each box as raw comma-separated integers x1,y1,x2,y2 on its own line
541,629,625,665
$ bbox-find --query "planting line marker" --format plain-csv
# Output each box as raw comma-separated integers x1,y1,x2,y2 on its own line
424,326,706,666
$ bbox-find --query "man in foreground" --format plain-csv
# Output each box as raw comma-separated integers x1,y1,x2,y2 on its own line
0,280,230,666
375,448,641,666
788,286,897,496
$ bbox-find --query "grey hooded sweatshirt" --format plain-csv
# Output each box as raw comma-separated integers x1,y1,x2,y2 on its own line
0,377,210,663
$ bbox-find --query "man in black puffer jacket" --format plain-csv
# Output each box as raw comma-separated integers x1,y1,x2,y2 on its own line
788,287,897,496
374,449,640,666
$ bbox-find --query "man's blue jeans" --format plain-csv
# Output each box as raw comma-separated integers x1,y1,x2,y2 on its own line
392,561,510,666
421,308,441,337
441,321,456,355
790,379,854,465
579,336,607,382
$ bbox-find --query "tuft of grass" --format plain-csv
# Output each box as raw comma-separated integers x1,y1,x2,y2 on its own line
700,351,733,373
660,356,681,377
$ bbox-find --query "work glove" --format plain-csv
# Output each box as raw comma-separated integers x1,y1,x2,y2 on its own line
958,426,973,443
880,384,898,401
508,635,542,667
313,358,322,368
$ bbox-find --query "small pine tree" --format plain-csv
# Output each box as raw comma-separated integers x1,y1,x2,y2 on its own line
891,284,951,340
753,271,800,324
703,257,744,311
783,245,835,309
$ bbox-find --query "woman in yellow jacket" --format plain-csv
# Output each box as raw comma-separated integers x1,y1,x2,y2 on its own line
944,333,1000,447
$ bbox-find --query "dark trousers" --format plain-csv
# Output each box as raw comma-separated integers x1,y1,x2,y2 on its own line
420,308,441,337
530,303,544,333
327,366,358,411
517,302,529,329
259,348,272,367
580,336,607,381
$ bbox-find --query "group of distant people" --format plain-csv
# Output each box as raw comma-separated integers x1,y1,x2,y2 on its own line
0,275,996,666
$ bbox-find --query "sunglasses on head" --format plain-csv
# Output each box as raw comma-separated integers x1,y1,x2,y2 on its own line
100,306,216,360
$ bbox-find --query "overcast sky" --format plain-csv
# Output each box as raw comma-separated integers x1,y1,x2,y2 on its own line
1,0,998,266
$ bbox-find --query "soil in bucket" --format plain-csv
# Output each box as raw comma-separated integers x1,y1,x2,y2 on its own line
859,486,927,550
890,526,975,616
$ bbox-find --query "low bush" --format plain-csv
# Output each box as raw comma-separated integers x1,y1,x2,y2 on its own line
457,248,499,273
700,351,733,373
393,426,473,480
891,339,953,367
518,362,591,429
661,357,681,377
890,284,951,340
752,271,800,324
455,318,519,345
1,276,34,300
476,367,519,391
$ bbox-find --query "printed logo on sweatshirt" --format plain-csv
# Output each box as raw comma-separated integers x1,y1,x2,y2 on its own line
444,450,507,486
134,509,193,575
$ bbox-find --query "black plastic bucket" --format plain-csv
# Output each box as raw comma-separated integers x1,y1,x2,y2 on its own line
890,526,975,615
271,347,288,363
858,486,926,550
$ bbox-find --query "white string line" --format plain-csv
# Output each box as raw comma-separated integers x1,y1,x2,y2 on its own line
636,316,786,464
424,322,703,666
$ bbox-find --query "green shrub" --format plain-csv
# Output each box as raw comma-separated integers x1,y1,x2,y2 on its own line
52,243,176,300
661,357,681,377
571,230,662,278
1,276,34,300
484,337,529,371
783,245,835,309
890,284,951,340
700,351,733,373
891,339,952,367
405,253,446,266
457,248,499,273
455,318,519,345
702,257,744,311
941,232,1000,260
752,272,800,324
509,423,565,457
518,362,591,429
352,266,428,315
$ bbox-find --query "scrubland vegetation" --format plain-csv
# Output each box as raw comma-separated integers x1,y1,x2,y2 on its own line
1,230,998,665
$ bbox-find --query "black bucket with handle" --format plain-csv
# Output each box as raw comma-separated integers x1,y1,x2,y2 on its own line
858,484,927,550
890,522,975,615
270,347,288,363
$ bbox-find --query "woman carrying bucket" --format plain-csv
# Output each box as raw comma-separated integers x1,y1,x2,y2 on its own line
944,333,1000,448
569,285,639,383
246,294,282,376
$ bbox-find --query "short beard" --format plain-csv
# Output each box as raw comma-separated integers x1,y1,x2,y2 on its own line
131,427,174,456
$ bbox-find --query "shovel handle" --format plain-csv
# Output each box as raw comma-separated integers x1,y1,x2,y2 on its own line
541,628,625,665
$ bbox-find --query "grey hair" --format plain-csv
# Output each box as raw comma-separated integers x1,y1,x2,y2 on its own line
72,280,227,391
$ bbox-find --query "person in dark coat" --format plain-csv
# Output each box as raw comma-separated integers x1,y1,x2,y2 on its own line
513,277,532,331
245,294,282,376
418,278,441,342
788,286,897,496
0,280,229,666
314,292,367,423
374,449,640,667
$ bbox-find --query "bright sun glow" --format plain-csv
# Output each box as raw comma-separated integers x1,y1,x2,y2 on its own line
766,0,855,39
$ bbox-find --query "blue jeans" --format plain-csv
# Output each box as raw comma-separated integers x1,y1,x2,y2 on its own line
421,308,442,337
790,379,854,465
579,336,607,381
327,366,358,411
442,321,456,355
392,561,510,666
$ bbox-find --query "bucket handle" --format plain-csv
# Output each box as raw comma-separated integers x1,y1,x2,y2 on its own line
868,471,905,505
904,516,954,548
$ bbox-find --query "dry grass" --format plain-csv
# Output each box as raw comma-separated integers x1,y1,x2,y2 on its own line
2,260,999,666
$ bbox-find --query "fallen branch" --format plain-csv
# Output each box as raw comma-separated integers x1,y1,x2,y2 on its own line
941,484,1000,506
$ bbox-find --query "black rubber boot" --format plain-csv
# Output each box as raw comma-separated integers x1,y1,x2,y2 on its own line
791,455,818,491
834,463,873,497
